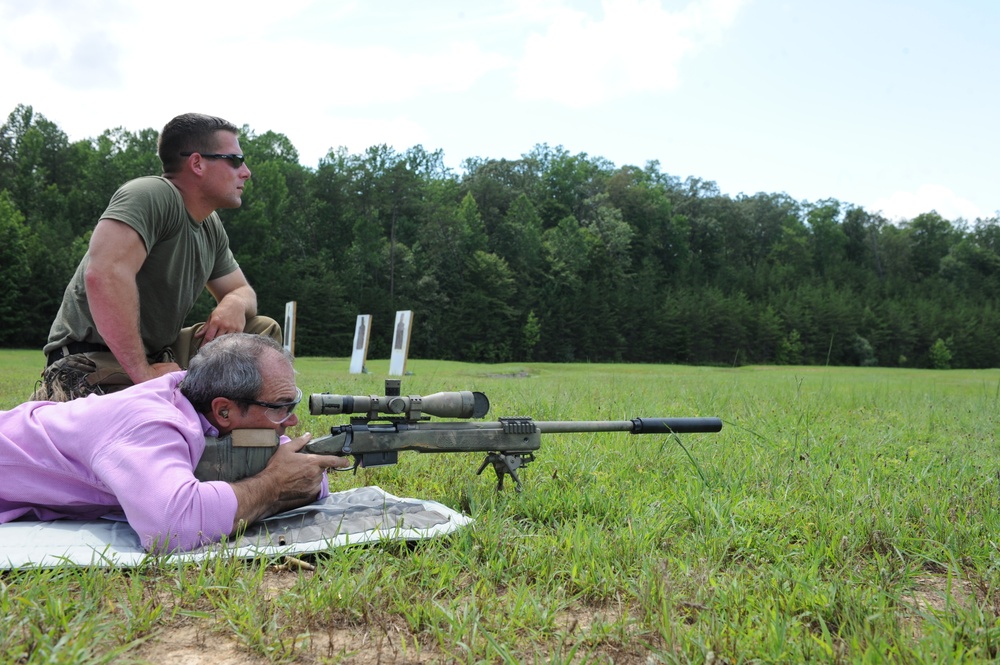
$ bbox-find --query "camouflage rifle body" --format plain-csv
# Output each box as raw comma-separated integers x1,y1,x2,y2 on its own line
195,383,723,490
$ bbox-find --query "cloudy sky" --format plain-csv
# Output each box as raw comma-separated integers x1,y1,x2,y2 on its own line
1,0,996,222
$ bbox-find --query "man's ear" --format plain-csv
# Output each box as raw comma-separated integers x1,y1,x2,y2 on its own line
210,397,236,428
186,152,206,176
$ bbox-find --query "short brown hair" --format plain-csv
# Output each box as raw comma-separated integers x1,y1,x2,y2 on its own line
157,113,240,174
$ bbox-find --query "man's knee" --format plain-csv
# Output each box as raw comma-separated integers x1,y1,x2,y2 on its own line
243,316,283,346
31,352,132,402
173,317,283,368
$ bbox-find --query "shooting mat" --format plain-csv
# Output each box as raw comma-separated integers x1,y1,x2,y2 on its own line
0,486,473,569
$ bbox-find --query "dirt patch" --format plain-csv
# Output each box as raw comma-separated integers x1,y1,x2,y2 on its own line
133,623,270,665
132,590,645,664
907,574,977,615
125,564,657,664
134,620,444,664
899,572,980,642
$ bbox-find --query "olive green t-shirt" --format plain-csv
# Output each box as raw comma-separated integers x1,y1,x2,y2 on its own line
44,176,240,356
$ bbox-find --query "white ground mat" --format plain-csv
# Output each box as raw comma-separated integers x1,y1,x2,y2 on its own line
0,486,473,569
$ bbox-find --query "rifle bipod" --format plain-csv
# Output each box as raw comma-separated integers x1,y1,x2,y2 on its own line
477,452,536,491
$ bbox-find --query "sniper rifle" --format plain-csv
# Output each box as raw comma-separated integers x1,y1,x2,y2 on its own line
195,379,723,491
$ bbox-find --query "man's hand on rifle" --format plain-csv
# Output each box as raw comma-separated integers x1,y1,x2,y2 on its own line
269,433,353,495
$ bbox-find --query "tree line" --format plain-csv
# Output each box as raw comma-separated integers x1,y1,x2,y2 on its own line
1,104,998,369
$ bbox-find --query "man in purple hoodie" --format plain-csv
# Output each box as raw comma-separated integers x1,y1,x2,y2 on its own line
0,333,349,552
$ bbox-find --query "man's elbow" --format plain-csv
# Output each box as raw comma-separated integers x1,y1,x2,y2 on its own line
84,262,125,297
83,263,104,293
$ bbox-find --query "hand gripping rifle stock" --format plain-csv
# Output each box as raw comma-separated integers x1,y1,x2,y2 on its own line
196,381,723,491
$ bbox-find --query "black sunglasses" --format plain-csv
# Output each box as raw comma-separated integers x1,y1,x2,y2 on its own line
180,152,246,168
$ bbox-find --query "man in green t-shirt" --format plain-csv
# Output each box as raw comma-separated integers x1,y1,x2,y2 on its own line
32,113,282,402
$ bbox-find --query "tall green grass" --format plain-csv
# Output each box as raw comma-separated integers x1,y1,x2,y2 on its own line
3,350,1000,663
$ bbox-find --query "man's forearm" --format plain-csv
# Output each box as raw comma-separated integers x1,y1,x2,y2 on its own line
199,285,259,343
227,438,337,534
219,285,258,319
229,471,318,533
85,268,153,381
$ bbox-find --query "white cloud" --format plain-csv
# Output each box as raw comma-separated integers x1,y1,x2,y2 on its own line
0,0,506,156
869,184,988,222
230,40,509,110
513,0,746,107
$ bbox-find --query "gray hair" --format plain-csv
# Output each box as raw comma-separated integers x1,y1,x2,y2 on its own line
180,333,292,414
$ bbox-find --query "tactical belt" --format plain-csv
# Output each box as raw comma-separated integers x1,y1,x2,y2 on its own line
46,341,112,366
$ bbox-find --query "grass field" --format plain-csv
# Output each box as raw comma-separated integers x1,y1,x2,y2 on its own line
3,349,1000,663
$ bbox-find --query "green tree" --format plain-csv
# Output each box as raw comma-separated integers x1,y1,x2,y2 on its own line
905,211,958,280
777,329,804,365
528,145,614,228
451,251,517,362
522,310,541,361
460,155,541,236
410,193,487,358
929,337,952,370
537,215,593,360
0,192,30,344
491,193,543,279
940,217,1000,296
806,199,849,281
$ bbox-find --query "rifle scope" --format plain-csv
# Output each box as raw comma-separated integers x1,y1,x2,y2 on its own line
309,390,491,419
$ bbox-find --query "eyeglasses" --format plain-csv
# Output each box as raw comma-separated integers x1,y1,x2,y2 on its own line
180,152,246,168
236,387,302,424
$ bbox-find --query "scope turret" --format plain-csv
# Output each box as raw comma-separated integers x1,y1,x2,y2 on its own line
309,390,490,420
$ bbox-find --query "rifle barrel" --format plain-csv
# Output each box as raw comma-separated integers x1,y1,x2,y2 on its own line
533,417,722,434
